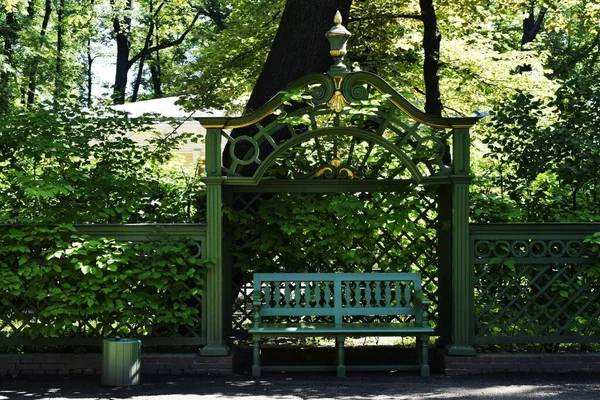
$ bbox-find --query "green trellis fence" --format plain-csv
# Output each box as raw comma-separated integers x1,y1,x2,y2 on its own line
471,223,600,346
0,224,207,348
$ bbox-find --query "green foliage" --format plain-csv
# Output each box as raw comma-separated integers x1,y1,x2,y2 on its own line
227,188,437,283
177,0,284,113
474,75,600,222
0,225,206,338
0,101,204,223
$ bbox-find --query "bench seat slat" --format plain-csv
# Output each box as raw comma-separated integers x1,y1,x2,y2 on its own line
259,306,418,317
250,322,434,335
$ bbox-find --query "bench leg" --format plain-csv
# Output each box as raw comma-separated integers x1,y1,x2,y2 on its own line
417,336,430,377
336,335,346,378
252,335,261,378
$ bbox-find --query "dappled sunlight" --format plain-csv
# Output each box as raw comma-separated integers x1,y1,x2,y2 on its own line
1,375,599,400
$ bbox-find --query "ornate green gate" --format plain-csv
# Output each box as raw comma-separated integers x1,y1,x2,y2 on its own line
196,14,479,356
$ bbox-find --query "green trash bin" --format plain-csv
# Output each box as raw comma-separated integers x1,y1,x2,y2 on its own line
101,336,141,386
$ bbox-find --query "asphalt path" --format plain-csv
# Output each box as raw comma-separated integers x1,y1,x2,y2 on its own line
1,373,599,400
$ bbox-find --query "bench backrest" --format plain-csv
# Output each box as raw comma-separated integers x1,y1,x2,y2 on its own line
253,272,424,325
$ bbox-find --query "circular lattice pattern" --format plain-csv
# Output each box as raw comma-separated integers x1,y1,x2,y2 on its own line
529,240,548,257
548,240,566,257
566,240,585,257
510,240,529,258
230,135,260,166
189,241,202,258
492,240,511,258
474,240,493,258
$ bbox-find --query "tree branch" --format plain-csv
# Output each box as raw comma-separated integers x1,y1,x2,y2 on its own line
128,9,202,67
348,13,423,23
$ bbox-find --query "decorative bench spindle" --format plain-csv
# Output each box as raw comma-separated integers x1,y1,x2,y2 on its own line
249,272,433,377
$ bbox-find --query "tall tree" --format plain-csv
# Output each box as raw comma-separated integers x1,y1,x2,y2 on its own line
521,1,547,49
419,0,442,117
1,9,17,112
111,0,203,104
245,0,352,113
24,0,52,107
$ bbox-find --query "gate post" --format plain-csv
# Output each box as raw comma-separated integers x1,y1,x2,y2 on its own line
448,127,476,356
200,127,229,356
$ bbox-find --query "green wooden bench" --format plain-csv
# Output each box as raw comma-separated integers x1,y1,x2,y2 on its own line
249,272,433,377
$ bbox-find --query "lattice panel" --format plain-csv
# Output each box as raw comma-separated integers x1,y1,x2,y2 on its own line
228,187,439,339
473,237,600,344
221,77,451,180
0,237,204,345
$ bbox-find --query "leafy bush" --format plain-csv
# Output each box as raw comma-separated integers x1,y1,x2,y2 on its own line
0,101,204,224
475,81,600,222
0,225,206,339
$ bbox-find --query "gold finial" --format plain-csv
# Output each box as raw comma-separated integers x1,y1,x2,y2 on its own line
333,10,342,25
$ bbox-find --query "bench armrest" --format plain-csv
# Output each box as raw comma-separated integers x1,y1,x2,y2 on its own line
252,291,262,326
414,290,431,328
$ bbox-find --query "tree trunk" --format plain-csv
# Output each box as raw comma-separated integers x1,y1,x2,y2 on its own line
521,2,547,48
54,0,65,103
112,0,133,105
245,0,353,113
149,51,163,98
1,11,16,112
26,0,52,107
419,0,449,164
419,0,442,118
112,0,200,104
131,56,146,102
87,38,93,107
519,1,547,72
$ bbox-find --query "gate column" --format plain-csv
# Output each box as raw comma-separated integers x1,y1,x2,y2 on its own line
200,126,229,356
448,127,476,356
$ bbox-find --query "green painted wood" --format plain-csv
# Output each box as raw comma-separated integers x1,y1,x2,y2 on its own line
200,125,230,356
199,127,229,355
200,177,229,356
195,72,480,131
448,128,475,356
198,21,483,360
250,322,433,334
259,365,422,372
250,272,432,377
247,127,426,184
471,222,600,345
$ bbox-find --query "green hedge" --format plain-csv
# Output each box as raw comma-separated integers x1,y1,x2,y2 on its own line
0,225,206,339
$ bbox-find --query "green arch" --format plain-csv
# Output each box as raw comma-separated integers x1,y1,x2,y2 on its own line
195,71,479,130
252,127,424,184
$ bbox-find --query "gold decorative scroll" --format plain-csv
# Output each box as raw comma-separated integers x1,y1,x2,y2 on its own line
327,91,349,113
312,159,357,179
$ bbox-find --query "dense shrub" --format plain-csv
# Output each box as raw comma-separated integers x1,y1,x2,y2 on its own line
0,225,205,339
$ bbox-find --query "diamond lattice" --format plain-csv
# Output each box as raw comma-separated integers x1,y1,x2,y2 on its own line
475,263,600,343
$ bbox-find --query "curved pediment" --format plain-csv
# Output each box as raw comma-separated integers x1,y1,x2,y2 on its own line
196,71,479,131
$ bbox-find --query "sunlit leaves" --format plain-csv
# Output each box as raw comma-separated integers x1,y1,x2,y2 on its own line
0,225,207,337
0,101,204,223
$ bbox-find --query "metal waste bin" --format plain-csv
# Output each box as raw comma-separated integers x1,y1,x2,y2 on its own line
101,336,141,386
